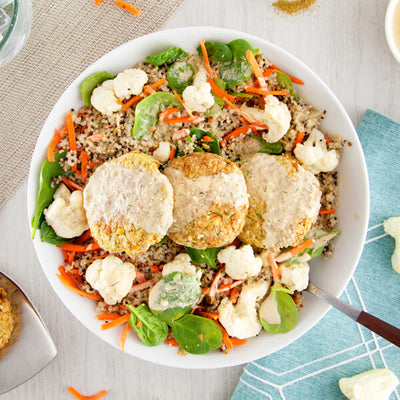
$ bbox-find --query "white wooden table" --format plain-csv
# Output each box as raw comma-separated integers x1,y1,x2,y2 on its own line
1,1,398,398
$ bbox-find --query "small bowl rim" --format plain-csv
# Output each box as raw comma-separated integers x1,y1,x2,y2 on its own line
385,0,400,64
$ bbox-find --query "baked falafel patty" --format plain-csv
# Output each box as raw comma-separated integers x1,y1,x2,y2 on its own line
0,288,13,350
165,152,249,249
239,153,322,251
83,151,174,254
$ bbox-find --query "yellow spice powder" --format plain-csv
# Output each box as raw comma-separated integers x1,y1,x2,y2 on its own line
273,0,317,15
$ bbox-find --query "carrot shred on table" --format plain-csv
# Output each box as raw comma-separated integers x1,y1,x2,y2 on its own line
169,146,176,160
47,129,61,162
66,112,77,151
88,133,103,142
57,274,102,300
159,107,180,121
129,279,156,293
268,252,281,282
101,314,130,331
94,0,104,4
246,50,266,87
57,242,101,252
119,322,131,352
67,386,107,400
96,313,120,321
200,40,218,78
61,177,84,192
165,338,179,346
114,0,140,16
244,87,290,96
269,64,304,85
319,208,335,214
230,337,247,346
80,151,89,183
207,78,236,102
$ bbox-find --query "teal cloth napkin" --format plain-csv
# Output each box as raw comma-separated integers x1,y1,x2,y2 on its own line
231,109,400,400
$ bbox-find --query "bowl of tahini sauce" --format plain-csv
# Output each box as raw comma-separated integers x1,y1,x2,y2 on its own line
386,0,400,64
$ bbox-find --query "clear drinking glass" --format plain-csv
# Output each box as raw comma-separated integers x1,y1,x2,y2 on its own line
0,0,32,67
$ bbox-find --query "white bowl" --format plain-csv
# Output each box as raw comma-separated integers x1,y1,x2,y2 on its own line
27,26,369,369
385,0,400,64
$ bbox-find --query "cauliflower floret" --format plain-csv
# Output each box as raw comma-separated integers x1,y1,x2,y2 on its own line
152,141,171,163
44,184,89,238
162,253,197,277
294,128,339,174
241,95,291,142
90,79,122,115
217,245,262,280
280,262,310,292
85,255,136,305
193,65,208,86
218,280,269,339
182,82,215,113
339,368,399,400
112,68,148,100
383,216,400,273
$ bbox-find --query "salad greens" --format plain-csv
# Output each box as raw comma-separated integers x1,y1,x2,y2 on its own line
185,128,220,155
276,70,298,101
259,286,298,334
128,304,169,347
167,61,194,94
185,246,222,270
253,135,284,155
79,71,115,106
132,92,182,139
31,151,71,239
145,46,188,66
169,314,222,354
39,219,75,245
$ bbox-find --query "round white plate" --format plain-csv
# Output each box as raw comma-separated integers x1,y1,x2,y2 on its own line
27,26,369,369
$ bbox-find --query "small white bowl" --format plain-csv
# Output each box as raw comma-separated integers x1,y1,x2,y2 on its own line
385,0,400,64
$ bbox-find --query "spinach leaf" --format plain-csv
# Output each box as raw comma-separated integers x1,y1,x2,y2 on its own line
167,61,194,94
155,235,169,245
31,151,70,239
259,286,298,334
219,39,258,89
132,93,182,139
80,71,115,106
253,135,284,155
197,41,233,63
128,304,168,347
185,246,222,270
149,271,202,322
145,46,188,66
40,219,75,245
185,128,220,155
169,314,222,354
276,70,298,101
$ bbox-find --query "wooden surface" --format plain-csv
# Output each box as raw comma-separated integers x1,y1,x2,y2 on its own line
1,0,398,399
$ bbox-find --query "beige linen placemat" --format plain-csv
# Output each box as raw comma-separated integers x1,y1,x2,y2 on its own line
0,0,184,208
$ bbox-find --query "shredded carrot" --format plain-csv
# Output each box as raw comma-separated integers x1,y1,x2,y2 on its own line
209,267,225,303
159,107,180,121
217,322,233,351
148,78,166,90
66,112,77,151
229,286,240,304
163,116,201,124
172,90,193,117
222,97,265,125
119,322,131,352
135,320,143,327
134,269,146,283
245,87,290,96
200,40,218,78
169,146,176,160
217,280,243,293
230,337,247,346
68,251,76,265
114,0,140,16
246,50,266,87
268,252,281,281
150,265,160,272
129,279,156,293
269,64,304,85
289,238,314,257
80,151,89,183
88,161,101,169
122,78,166,111
96,313,120,321
101,314,130,331
201,135,214,143
88,133,104,142
294,132,305,146
62,249,69,262
224,126,252,141
57,242,101,252
196,311,219,320
325,135,331,144
58,266,78,288
207,78,236,102
67,387,107,400
165,338,179,346
94,0,104,4
319,209,335,214
57,274,102,300
47,129,61,162
262,68,275,78
61,177,84,192
76,229,92,243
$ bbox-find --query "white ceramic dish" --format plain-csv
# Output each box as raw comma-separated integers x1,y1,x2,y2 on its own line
27,26,369,369
385,0,400,64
